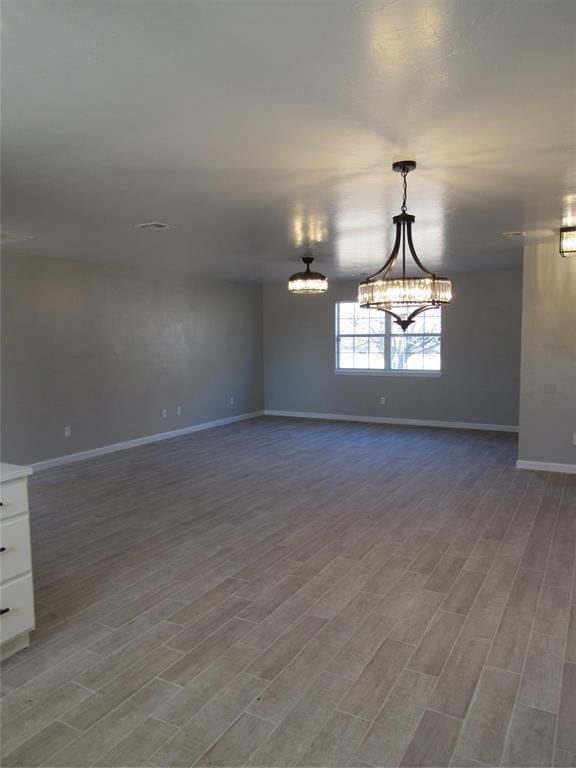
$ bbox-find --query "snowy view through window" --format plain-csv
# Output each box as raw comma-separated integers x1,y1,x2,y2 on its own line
335,302,441,372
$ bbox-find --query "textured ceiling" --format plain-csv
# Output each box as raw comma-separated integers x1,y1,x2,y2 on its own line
1,0,575,281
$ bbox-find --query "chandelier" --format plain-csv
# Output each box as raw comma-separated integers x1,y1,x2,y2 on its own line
288,252,328,294
358,161,452,330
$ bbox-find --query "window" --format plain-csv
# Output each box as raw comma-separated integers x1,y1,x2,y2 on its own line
335,302,442,373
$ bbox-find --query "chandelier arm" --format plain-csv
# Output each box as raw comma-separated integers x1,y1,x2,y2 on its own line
402,214,407,279
390,304,434,331
374,306,407,327
365,219,402,282
406,304,435,322
405,220,436,278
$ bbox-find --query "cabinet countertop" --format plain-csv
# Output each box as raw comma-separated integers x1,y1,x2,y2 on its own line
1,463,34,483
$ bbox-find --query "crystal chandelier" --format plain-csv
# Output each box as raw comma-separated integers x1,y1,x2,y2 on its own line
288,252,328,294
358,161,452,330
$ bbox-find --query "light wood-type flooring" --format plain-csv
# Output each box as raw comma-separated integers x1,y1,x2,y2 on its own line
2,416,576,767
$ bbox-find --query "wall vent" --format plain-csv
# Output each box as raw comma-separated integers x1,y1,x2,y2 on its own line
134,222,176,231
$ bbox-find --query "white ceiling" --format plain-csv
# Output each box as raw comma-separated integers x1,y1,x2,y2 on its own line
2,0,575,282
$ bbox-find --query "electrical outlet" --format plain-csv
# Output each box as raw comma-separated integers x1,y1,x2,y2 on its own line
64,426,72,438
176,405,182,415
229,396,235,406
379,396,386,405
161,409,167,419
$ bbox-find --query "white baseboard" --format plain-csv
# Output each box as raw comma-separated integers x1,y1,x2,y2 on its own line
32,411,264,471
516,459,576,474
264,410,519,433
31,409,521,472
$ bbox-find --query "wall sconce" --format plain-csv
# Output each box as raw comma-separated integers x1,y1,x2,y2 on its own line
559,226,576,257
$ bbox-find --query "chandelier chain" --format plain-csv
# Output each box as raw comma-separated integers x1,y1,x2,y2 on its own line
401,168,408,213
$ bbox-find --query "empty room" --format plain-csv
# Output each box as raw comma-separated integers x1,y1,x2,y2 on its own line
1,1,575,766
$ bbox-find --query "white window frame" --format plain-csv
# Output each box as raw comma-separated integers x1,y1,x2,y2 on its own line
334,301,443,377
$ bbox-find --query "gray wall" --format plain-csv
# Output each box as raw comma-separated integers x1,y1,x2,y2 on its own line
518,243,576,466
1,255,525,467
263,271,522,427
1,253,263,464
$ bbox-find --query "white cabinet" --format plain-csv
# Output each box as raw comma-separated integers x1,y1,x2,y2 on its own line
1,517,33,582
1,463,35,660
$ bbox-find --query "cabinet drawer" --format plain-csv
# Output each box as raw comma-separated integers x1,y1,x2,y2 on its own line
0,479,29,521
0,517,32,582
0,573,35,645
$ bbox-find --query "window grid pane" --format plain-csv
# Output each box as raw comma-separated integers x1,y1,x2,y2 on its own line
390,334,441,371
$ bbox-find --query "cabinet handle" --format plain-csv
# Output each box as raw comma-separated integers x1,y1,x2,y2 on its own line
0,547,5,553
0,608,10,616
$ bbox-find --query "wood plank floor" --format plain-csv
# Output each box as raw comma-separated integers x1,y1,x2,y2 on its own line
2,416,575,767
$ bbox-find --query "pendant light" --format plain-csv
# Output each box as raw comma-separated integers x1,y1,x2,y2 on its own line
288,251,328,294
358,161,452,330
560,226,576,256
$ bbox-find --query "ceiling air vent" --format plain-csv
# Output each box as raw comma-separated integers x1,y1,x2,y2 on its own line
1,231,35,244
134,222,175,231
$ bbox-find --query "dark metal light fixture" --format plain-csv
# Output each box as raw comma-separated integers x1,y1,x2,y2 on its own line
560,226,576,256
288,252,328,294
358,161,452,331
